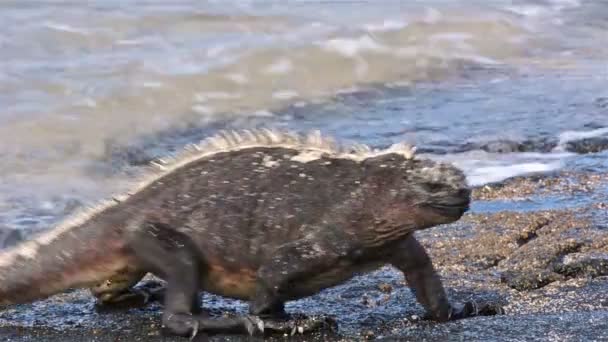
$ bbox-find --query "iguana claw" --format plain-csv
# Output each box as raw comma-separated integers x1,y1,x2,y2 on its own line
244,315,264,335
189,320,199,341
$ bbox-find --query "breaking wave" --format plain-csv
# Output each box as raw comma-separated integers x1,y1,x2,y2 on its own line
0,5,536,163
1,0,607,231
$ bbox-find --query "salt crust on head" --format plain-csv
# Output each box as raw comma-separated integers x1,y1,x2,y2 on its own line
0,129,416,265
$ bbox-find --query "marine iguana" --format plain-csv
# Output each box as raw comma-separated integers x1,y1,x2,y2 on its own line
0,129,481,338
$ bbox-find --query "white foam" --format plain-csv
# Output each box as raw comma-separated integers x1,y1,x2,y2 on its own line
76,98,97,108
429,32,473,43
466,162,562,187
425,150,572,187
252,110,274,117
191,105,215,115
364,19,408,32
548,0,581,10
194,92,242,102
43,22,88,35
264,58,293,74
505,0,580,18
224,73,249,84
336,86,360,95
141,81,164,88
207,46,227,58
423,7,443,24
505,5,548,17
116,39,143,46
453,53,502,65
320,35,386,58
385,80,413,88
554,127,608,151
272,90,299,100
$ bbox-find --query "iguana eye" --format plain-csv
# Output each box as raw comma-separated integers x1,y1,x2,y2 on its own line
424,182,443,192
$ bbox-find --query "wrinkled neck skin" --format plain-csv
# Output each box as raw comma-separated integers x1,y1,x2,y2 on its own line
356,176,467,246
0,220,136,307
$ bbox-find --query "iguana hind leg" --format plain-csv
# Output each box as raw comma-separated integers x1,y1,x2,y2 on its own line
129,222,265,338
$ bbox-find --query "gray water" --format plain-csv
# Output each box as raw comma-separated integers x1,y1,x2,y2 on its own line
1,0,607,234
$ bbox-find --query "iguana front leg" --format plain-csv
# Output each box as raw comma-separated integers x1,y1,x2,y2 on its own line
390,234,500,321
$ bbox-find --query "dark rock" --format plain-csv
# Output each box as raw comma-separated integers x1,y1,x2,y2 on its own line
594,97,608,109
500,270,564,291
519,137,557,153
565,137,608,154
480,140,524,153
553,252,608,278
455,137,557,154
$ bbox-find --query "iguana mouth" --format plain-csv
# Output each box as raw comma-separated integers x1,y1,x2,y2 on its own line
426,202,470,216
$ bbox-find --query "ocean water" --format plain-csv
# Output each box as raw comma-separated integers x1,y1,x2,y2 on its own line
0,0,607,234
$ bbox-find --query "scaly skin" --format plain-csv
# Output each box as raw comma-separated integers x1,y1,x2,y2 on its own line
0,129,494,338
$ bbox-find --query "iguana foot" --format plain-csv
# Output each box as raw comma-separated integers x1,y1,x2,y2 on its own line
424,300,505,322
450,300,505,320
261,314,338,336
163,313,264,338
162,313,336,338
248,297,337,335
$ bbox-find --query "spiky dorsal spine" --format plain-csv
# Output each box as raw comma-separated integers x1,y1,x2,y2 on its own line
150,128,415,170
111,128,417,206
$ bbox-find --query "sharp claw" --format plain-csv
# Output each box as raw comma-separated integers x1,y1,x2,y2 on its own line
462,301,478,318
244,315,264,336
141,290,151,305
497,305,506,315
189,320,199,341
256,316,265,333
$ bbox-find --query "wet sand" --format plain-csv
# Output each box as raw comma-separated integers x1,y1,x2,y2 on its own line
1,172,607,341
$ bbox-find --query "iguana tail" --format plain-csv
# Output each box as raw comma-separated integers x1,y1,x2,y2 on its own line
0,220,136,306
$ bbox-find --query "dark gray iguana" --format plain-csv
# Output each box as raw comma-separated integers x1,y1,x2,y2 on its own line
0,129,489,338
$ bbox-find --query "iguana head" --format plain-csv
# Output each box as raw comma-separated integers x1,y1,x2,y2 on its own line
407,158,470,222
364,154,470,228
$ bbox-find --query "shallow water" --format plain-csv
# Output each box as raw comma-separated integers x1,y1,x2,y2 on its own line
1,1,607,233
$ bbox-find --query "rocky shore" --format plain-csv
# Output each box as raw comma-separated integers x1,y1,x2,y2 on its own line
1,171,606,341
